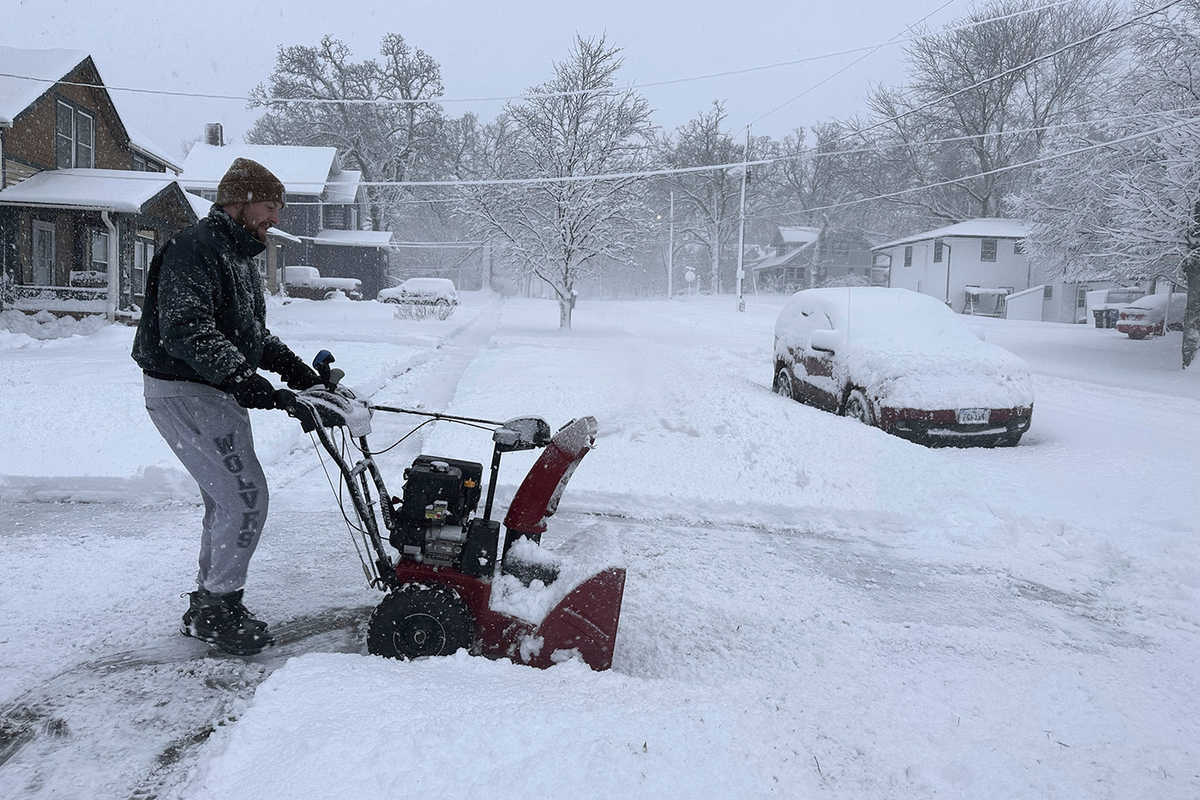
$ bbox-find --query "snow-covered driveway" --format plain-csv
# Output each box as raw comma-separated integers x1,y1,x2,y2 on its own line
1,295,1196,799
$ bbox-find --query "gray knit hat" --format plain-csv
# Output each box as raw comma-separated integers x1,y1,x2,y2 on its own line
215,158,286,207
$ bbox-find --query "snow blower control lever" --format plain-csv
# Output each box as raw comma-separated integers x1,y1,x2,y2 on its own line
278,351,626,670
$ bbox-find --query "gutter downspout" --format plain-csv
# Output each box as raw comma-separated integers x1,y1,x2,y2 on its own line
102,210,117,322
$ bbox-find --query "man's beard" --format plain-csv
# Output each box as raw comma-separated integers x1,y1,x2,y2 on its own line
233,207,269,242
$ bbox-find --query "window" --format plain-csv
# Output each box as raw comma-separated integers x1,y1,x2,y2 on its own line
933,239,943,263
133,235,154,298
323,204,346,229
200,190,217,202
55,100,94,169
904,245,913,268
1076,286,1088,309
1013,240,1025,255
91,230,110,272
1043,285,1054,300
980,238,997,262
132,154,146,171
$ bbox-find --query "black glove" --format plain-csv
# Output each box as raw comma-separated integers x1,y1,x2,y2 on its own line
221,365,277,409
274,351,323,391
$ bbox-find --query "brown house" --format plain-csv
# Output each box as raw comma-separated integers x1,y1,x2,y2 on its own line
751,226,878,293
0,47,196,319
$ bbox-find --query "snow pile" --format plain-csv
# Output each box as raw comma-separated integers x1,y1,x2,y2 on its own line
490,525,624,624
0,309,109,342
183,652,801,800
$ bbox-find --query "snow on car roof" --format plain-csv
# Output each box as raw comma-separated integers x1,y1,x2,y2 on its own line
776,287,1033,410
401,278,456,290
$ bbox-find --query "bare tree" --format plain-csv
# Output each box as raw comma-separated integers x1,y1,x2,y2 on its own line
463,36,655,329
246,34,447,233
854,0,1122,222
655,102,747,294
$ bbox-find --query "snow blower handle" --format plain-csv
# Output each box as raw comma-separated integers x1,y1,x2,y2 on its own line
312,349,345,390
273,389,319,432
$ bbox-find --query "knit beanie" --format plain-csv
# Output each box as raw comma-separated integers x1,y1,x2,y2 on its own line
215,158,286,207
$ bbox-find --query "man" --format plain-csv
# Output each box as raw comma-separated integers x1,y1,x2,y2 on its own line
132,158,322,656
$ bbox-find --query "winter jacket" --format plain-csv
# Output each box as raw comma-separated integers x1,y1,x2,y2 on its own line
132,207,295,386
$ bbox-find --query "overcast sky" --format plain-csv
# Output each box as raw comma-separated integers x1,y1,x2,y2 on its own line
5,0,967,162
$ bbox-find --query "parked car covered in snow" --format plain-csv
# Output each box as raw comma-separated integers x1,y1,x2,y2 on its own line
282,265,363,301
1116,292,1187,339
773,287,1034,447
377,277,459,306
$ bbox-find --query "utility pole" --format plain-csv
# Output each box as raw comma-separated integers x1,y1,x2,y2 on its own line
668,190,674,299
735,127,749,313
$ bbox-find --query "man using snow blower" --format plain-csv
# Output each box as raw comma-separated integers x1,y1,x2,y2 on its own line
132,158,323,656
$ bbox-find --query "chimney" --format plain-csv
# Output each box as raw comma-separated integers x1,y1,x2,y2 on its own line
204,123,224,146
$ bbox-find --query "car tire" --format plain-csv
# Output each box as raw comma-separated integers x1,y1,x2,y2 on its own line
773,366,796,400
1127,332,1146,340
842,389,874,426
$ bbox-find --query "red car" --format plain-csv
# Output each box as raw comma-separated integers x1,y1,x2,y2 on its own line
1116,292,1187,339
773,288,1035,447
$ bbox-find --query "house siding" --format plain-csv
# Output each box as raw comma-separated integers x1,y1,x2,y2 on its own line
5,59,130,174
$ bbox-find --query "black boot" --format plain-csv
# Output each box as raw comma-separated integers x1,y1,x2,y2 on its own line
181,588,274,655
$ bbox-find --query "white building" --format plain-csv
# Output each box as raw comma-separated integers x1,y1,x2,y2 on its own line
873,218,1112,323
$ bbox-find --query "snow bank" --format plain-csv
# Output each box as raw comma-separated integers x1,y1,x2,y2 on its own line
183,652,803,800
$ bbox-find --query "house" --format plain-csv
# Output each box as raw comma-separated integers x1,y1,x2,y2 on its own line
873,218,1120,323
751,226,876,293
0,47,198,320
178,140,392,299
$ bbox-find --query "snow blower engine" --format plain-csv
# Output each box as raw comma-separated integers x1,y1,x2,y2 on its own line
276,351,625,671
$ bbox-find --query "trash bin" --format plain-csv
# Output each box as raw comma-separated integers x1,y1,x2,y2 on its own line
1093,308,1120,328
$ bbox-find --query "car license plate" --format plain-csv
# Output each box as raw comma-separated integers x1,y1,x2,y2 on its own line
956,408,989,425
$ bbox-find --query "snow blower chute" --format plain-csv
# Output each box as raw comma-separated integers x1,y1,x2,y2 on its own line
276,351,625,671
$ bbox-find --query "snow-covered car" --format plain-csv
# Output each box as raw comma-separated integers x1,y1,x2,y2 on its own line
283,265,363,301
1115,292,1187,339
377,277,459,306
773,287,1034,447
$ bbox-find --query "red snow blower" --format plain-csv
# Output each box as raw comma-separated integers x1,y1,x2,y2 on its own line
276,351,625,671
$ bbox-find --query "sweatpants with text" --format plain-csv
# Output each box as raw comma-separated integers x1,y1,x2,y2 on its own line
143,375,269,595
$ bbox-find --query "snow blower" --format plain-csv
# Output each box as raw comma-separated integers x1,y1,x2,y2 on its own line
275,351,625,670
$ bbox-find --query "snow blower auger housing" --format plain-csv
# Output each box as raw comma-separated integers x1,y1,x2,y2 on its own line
277,351,625,671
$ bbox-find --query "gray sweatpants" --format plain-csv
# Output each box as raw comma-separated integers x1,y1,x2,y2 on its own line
143,375,269,595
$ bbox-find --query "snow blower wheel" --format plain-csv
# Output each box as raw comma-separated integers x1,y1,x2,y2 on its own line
367,585,474,659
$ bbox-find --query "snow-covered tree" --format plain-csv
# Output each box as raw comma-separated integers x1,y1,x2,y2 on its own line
1018,0,1200,367
854,0,1122,222
656,102,745,294
463,36,654,328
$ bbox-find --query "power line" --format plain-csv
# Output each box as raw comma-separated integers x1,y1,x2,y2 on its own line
743,0,960,132
770,113,1200,220
0,1,1077,111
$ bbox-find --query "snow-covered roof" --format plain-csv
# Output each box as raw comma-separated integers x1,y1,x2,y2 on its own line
312,229,393,248
0,168,183,213
778,226,821,245
181,191,301,242
752,243,815,273
0,46,89,126
323,170,362,204
180,143,341,197
875,218,1026,250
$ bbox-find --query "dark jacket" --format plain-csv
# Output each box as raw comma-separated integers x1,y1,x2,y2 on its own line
132,207,293,385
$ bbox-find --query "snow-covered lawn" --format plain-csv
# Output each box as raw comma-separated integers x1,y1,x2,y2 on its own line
1,293,1197,799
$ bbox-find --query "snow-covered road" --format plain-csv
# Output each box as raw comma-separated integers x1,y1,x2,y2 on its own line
1,294,1197,799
